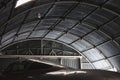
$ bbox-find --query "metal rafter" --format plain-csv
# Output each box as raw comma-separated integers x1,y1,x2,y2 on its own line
0,0,17,44
55,0,110,41
69,16,119,48
59,0,119,70
42,2,80,39
55,7,98,40
0,0,120,70
0,2,77,27
0,0,116,43
0,37,96,68
4,48,77,55
0,55,82,59
2,14,119,50
1,0,118,36
12,1,36,42
26,3,56,39
55,1,120,70
92,54,120,63
2,39,78,55
69,2,116,45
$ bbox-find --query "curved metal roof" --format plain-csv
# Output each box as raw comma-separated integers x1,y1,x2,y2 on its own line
0,0,120,72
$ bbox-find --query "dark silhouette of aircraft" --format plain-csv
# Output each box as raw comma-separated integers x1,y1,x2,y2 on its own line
0,59,120,80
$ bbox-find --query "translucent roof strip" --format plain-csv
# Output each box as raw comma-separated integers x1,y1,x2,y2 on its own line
108,55,120,71
45,30,63,39
84,30,110,45
18,21,39,34
97,41,120,57
71,39,93,51
29,30,48,38
15,32,30,41
93,59,112,69
58,33,79,44
2,38,14,47
2,29,17,43
83,48,105,61
81,63,94,69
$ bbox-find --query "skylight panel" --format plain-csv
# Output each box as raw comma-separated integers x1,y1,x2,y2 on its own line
15,0,33,8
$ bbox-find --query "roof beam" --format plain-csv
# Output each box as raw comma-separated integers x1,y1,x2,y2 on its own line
0,55,82,59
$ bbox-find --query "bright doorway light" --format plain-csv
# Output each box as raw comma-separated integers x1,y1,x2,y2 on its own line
15,0,33,8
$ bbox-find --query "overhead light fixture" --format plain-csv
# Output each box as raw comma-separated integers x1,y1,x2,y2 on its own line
38,13,41,19
15,0,33,8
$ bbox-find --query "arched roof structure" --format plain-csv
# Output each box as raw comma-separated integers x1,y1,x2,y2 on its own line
0,0,120,72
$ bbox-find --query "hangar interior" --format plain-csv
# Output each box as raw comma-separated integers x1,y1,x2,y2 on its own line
0,0,120,73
